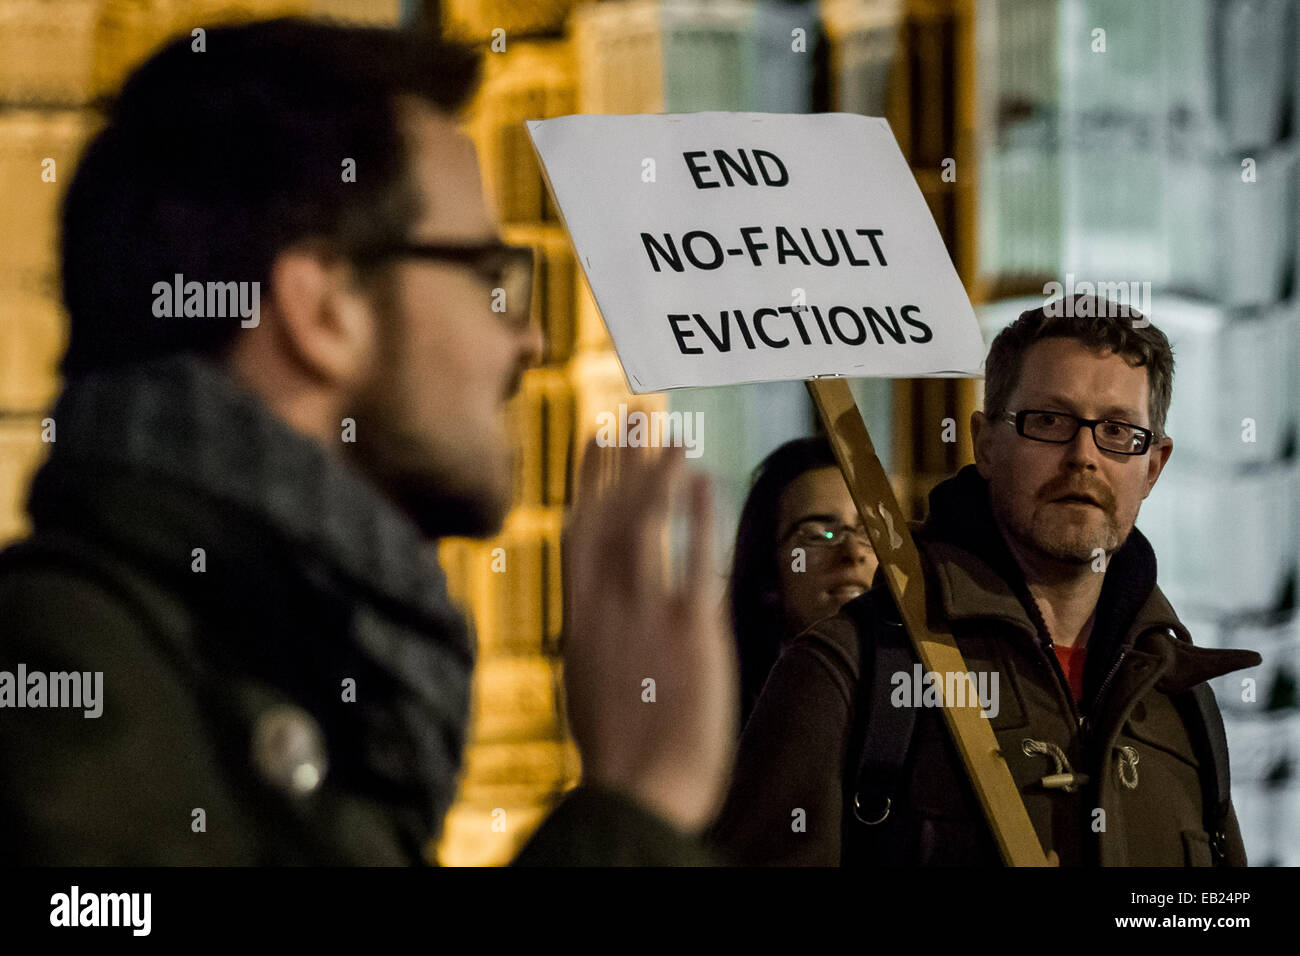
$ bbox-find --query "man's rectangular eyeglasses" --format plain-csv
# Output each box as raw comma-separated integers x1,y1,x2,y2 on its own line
998,410,1155,455
355,241,534,328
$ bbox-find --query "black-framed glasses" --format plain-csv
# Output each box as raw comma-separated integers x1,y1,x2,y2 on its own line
781,518,873,550
356,241,535,328
998,410,1155,456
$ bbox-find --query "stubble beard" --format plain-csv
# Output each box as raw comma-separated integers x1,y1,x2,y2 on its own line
348,402,507,540
1006,500,1124,564
343,282,510,541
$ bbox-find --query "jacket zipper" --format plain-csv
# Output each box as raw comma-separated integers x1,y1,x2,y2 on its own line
1037,635,1082,729
1080,648,1128,738
1082,646,1130,867
1032,630,1133,866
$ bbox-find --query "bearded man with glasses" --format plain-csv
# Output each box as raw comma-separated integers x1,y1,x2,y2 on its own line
713,294,1261,867
0,20,734,866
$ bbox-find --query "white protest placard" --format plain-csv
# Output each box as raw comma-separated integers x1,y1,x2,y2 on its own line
527,112,986,393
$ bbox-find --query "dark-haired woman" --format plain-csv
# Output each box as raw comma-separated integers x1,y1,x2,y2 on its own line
729,436,878,729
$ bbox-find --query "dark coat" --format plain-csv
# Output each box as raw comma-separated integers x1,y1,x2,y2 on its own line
0,357,705,865
712,465,1261,866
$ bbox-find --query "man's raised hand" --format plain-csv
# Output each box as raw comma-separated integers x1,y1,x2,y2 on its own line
560,439,737,833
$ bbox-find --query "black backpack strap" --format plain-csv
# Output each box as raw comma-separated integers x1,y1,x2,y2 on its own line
1188,680,1233,865
845,591,918,829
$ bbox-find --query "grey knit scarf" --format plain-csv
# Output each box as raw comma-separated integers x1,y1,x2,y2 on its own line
26,353,475,853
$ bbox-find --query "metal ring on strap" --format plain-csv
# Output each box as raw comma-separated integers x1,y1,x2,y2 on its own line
854,792,891,825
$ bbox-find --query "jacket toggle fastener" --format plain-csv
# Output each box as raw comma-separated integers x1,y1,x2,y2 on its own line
1023,738,1090,793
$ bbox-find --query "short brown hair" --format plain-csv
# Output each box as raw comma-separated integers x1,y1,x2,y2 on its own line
60,18,480,377
984,295,1175,438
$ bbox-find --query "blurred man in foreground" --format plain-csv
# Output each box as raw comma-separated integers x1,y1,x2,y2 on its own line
0,19,734,864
